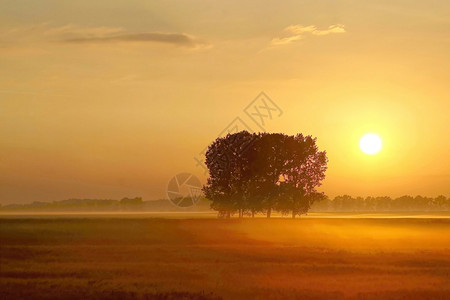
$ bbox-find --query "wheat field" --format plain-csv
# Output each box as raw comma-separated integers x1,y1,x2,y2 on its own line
1,214,449,299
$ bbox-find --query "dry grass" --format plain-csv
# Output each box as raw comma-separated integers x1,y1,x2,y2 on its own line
1,215,450,299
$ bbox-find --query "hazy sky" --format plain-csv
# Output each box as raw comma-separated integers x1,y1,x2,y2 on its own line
1,0,449,204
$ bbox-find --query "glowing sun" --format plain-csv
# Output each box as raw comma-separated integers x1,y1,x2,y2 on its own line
359,133,382,155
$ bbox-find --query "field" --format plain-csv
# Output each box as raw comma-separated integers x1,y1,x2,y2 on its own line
1,214,450,299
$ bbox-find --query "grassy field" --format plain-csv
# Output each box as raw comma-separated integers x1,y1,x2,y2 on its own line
1,214,450,299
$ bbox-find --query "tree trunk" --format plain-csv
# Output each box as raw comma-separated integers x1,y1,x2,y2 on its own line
292,209,296,219
239,209,243,218
251,210,255,218
266,208,272,218
226,211,231,219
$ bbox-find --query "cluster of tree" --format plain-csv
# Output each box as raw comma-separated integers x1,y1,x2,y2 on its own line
0,198,122,211
0,197,213,212
0,197,143,211
203,131,328,218
311,195,450,212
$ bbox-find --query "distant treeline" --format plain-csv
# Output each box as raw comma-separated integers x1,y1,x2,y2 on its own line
0,197,212,212
311,195,450,212
2,195,449,213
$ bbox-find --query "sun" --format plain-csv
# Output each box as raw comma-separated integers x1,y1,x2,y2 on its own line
359,133,382,155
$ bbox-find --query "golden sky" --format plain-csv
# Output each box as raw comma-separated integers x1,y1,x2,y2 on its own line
1,1,449,203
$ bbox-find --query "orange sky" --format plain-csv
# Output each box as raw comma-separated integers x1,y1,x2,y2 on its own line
1,1,449,204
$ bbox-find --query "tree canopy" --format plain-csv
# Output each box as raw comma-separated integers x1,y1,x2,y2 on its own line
203,131,328,218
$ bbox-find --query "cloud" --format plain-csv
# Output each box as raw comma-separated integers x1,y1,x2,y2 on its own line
270,24,345,46
311,24,346,36
0,24,208,49
63,32,201,48
45,24,124,39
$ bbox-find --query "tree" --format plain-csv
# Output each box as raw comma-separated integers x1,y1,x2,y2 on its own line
310,195,450,212
203,131,256,218
275,134,328,218
248,133,287,217
333,195,355,211
120,197,143,208
203,131,328,218
433,195,448,211
392,195,414,211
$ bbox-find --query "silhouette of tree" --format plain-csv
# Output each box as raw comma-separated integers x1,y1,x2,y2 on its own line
392,195,413,211
203,131,256,218
203,131,328,218
249,133,287,217
275,134,328,218
308,195,449,212
433,195,448,211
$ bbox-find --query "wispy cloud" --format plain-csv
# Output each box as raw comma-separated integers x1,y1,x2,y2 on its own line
63,32,200,47
45,24,124,39
0,24,209,49
270,24,345,46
